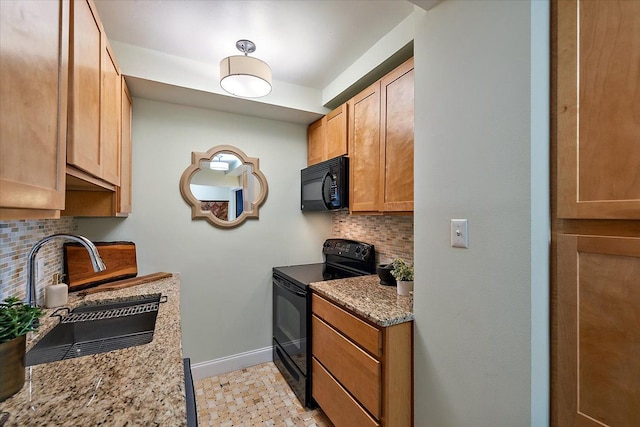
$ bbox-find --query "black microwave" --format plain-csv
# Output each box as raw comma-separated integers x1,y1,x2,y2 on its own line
300,156,348,211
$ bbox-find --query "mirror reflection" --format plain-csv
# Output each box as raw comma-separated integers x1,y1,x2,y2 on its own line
180,145,268,228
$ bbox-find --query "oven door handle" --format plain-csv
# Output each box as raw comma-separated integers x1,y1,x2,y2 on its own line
273,278,306,297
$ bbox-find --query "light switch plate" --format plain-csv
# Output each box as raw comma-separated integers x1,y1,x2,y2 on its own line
451,219,469,248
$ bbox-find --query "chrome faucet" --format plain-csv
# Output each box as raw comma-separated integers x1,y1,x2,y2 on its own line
26,234,107,307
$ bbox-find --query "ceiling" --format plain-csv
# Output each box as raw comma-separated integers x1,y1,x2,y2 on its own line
93,0,420,91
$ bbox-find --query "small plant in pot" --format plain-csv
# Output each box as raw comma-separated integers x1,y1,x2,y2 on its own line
391,258,414,296
0,296,42,402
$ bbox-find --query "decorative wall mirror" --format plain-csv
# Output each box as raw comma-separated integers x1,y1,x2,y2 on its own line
180,145,268,228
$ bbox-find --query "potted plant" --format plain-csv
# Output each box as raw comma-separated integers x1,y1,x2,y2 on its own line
0,296,42,402
391,258,414,296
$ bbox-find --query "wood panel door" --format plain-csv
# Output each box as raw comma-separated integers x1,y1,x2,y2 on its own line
100,41,121,186
380,58,414,212
349,82,381,213
556,234,640,426
0,0,69,219
67,0,103,179
118,77,133,216
326,103,348,160
556,0,640,219
307,117,325,166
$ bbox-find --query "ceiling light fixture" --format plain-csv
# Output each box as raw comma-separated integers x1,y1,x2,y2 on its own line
220,39,272,98
209,155,229,171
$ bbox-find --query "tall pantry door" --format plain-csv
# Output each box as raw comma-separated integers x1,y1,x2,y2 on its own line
553,1,640,426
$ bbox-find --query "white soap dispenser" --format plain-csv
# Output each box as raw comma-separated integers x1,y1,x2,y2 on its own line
45,273,68,308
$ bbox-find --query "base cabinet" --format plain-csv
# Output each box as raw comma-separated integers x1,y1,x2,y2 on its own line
311,293,412,427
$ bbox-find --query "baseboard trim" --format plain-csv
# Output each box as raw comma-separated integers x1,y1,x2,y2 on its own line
190,346,273,381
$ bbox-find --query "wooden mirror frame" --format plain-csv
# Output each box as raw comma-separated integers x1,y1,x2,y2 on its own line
179,145,268,228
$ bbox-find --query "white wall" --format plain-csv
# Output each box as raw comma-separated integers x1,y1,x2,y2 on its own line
413,0,549,425
78,98,332,363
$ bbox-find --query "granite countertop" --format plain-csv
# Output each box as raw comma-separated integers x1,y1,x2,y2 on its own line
0,275,186,426
310,275,414,327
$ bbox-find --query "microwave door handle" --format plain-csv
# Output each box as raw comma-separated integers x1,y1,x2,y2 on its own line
321,172,333,210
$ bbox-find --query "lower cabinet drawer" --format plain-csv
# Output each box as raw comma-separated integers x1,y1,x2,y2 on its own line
312,314,381,417
312,358,380,427
312,293,381,357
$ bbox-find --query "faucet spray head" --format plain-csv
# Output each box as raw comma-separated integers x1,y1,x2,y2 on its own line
26,234,107,307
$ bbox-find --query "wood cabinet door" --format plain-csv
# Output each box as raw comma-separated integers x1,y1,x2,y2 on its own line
556,234,640,426
118,77,133,215
0,0,69,217
307,117,325,166
380,58,414,212
100,41,121,186
67,0,103,179
326,103,348,160
557,0,640,219
349,82,381,213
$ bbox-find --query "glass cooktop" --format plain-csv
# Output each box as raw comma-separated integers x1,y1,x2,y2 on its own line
272,263,365,288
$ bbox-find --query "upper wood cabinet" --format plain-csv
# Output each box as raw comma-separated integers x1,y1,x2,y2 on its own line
556,0,640,219
67,0,102,179
349,57,414,214
307,117,325,166
118,77,133,216
62,76,132,218
307,103,348,166
67,0,121,187
380,59,414,212
1,0,132,220
0,0,69,220
349,82,382,213
100,42,122,187
325,104,348,160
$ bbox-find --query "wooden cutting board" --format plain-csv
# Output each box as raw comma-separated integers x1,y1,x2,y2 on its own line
64,241,137,291
76,272,173,296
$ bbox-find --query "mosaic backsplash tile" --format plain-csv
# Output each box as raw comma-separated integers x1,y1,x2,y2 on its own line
331,211,414,266
0,218,78,303
0,213,413,302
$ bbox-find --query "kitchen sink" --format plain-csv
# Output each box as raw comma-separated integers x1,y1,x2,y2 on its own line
25,293,164,366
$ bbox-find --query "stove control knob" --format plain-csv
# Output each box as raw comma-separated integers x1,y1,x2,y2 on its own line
361,247,369,258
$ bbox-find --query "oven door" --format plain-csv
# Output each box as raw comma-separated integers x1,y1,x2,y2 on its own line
272,274,307,375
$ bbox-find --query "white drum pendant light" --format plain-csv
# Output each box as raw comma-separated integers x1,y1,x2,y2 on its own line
220,40,272,98
209,155,229,171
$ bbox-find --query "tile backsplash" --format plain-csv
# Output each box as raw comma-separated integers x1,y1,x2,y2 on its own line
0,218,78,303
331,211,414,266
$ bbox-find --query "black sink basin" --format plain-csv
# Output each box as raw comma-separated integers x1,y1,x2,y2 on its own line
25,293,163,366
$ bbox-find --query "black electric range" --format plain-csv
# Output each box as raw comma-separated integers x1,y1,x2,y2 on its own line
272,238,375,408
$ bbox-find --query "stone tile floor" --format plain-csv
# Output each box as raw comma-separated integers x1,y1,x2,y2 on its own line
195,362,334,427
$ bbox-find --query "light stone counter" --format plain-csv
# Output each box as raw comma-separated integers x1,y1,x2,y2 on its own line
310,274,414,327
0,275,186,426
